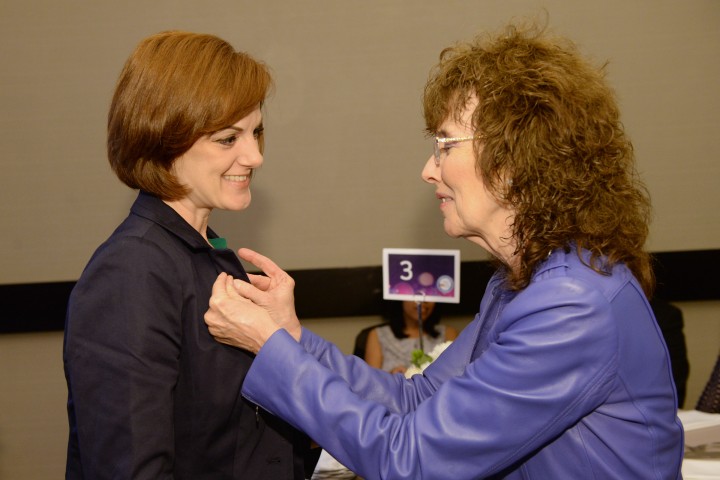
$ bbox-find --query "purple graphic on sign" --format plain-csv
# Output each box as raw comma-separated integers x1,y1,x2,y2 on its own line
383,248,460,303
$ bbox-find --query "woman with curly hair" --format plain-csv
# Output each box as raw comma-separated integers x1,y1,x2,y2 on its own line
204,23,683,479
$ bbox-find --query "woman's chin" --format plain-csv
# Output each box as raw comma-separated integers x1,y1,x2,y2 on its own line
220,196,252,212
442,223,464,239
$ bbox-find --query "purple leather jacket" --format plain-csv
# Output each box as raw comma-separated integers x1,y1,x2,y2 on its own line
243,247,684,479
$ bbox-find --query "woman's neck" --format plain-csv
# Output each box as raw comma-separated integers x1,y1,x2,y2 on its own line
403,316,421,336
163,198,211,241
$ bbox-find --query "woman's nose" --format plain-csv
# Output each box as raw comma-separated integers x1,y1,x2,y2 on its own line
421,154,438,183
241,140,264,168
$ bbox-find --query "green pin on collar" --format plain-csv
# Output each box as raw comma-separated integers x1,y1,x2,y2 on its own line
208,237,227,250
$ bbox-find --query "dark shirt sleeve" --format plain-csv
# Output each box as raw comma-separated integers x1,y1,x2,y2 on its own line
64,236,183,479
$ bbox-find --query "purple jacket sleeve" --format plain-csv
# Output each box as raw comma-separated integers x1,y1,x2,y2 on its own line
294,328,469,415
242,276,622,479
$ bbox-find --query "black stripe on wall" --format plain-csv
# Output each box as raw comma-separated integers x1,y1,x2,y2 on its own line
1,249,718,334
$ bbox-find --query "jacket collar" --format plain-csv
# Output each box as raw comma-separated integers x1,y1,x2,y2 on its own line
533,244,605,279
130,191,218,251
535,247,572,276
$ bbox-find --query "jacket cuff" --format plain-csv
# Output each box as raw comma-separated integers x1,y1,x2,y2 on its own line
242,329,303,415
299,327,324,353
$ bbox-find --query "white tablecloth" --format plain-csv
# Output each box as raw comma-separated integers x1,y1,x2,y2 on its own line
311,450,360,479
679,410,720,479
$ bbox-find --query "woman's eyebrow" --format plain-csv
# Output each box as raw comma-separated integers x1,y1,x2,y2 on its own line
217,118,263,134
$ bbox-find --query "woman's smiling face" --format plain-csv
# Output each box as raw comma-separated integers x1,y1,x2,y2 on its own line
169,107,264,223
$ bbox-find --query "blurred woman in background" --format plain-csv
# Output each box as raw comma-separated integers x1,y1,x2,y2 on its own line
364,301,457,374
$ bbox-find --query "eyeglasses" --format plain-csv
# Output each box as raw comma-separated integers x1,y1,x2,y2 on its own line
432,136,476,166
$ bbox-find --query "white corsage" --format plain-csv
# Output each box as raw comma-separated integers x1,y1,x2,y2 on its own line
404,341,452,378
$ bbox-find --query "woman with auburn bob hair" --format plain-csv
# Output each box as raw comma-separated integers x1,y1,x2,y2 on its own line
64,31,310,479
204,22,683,479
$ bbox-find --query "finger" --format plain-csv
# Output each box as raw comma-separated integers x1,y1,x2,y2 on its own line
211,272,230,300
224,274,242,299
232,278,264,303
204,309,221,335
237,248,286,279
246,273,271,291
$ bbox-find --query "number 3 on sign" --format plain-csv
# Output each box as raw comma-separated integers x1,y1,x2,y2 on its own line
399,260,413,281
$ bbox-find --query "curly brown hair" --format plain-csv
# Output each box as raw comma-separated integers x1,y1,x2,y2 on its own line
423,23,654,296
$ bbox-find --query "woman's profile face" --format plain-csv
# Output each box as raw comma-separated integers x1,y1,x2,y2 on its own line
170,108,264,219
421,98,516,263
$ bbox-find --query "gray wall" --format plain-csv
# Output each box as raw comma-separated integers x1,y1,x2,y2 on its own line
1,1,719,284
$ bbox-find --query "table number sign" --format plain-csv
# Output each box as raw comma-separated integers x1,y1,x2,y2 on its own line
382,248,460,303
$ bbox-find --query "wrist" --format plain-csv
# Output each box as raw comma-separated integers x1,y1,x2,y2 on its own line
286,324,302,342
257,324,282,353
